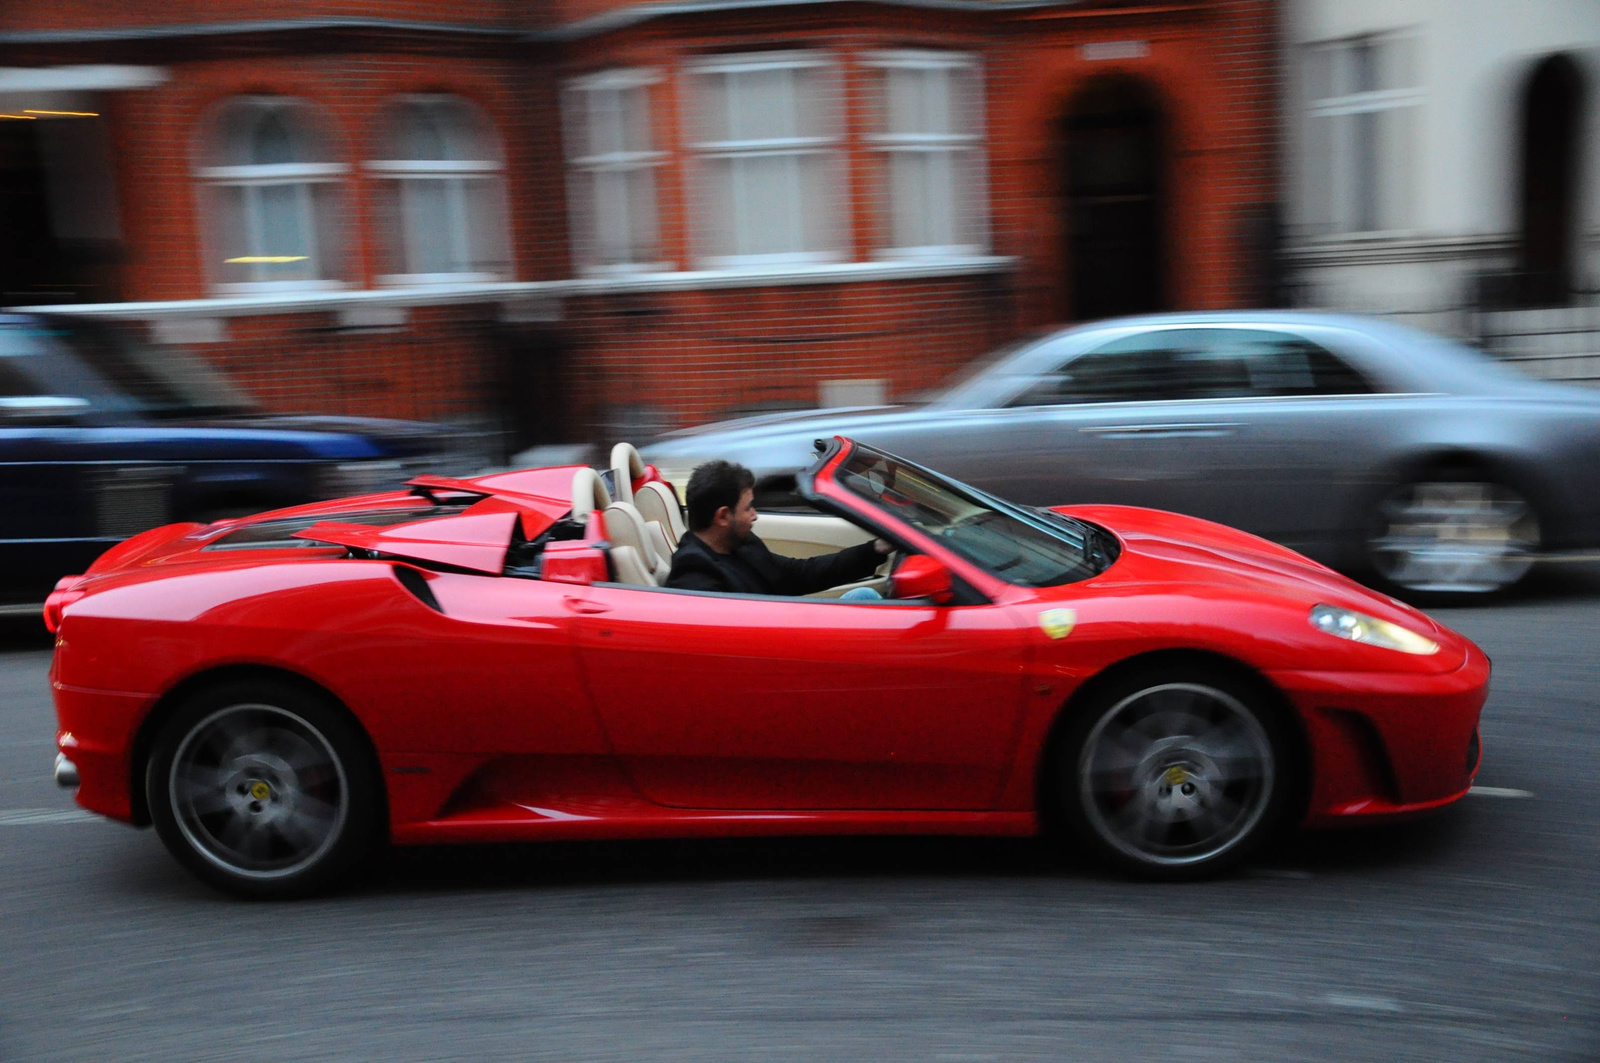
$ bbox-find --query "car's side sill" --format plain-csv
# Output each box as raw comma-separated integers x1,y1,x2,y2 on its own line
391,807,1038,846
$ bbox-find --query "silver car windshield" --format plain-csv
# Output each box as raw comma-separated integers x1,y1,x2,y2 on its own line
835,444,1117,587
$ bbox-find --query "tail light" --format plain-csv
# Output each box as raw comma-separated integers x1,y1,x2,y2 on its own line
43,575,88,634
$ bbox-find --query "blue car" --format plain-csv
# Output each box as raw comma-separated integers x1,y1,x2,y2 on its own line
0,313,463,611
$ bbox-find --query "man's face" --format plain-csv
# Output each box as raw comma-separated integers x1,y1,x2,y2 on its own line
729,487,758,542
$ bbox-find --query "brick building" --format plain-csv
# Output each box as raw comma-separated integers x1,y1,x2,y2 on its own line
0,0,1280,453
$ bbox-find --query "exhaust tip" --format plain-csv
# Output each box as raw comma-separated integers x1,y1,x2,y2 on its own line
54,753,79,789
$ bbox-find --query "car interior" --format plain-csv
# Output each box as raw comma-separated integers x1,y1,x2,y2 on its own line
576,442,893,599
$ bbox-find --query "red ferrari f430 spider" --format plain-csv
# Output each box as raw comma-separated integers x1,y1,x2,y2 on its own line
46,437,1487,897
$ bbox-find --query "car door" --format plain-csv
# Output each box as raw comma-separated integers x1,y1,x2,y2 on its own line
950,328,1255,519
561,583,1030,811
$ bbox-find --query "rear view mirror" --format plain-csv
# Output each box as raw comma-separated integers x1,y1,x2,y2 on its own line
892,554,953,604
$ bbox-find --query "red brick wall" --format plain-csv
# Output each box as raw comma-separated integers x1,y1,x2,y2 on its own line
187,305,499,423
565,274,1013,431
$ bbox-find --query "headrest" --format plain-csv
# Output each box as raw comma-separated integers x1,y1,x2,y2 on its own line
609,442,646,503
570,467,612,522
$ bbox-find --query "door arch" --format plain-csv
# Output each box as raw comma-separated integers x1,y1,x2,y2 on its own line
1061,74,1169,321
1518,54,1585,305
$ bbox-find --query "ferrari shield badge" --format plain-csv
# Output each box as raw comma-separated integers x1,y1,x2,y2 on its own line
1038,608,1077,640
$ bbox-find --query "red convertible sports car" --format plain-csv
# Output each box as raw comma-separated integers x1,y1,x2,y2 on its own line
46,437,1488,897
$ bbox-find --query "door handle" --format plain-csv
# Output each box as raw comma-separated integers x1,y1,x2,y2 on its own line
1080,422,1244,438
563,596,611,615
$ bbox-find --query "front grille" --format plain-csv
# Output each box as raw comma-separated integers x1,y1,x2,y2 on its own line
95,466,173,539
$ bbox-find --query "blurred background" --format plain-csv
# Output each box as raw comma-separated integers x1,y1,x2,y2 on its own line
4,0,1595,457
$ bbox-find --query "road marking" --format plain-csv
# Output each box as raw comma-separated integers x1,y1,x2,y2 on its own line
1468,786,1535,799
1324,992,1404,1013
0,808,100,825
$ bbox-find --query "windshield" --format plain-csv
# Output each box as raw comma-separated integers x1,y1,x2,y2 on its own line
36,317,259,416
834,443,1117,587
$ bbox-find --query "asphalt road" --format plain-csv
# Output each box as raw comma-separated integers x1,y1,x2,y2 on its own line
2,570,1598,1062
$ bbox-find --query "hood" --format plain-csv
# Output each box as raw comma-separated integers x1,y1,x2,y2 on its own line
1064,504,1444,633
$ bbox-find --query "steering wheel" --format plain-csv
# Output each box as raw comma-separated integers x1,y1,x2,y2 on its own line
880,547,907,599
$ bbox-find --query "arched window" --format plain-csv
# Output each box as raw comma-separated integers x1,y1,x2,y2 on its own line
368,96,511,283
197,97,349,289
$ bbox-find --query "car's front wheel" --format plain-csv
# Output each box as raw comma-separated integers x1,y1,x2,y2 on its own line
147,680,379,899
1056,666,1292,880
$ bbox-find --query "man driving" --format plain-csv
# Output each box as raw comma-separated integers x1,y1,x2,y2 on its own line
666,460,890,595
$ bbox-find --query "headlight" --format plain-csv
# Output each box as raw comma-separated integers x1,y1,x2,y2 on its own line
1309,604,1439,655
316,460,406,499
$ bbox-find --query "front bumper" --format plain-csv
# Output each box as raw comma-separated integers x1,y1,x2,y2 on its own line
1271,643,1491,827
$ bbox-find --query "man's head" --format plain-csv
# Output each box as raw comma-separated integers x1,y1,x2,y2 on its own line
685,460,757,552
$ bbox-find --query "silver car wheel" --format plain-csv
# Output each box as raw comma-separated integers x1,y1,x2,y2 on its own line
1369,481,1540,594
1078,682,1275,869
168,704,350,881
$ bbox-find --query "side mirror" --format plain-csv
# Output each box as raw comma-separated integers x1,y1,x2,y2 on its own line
892,554,953,604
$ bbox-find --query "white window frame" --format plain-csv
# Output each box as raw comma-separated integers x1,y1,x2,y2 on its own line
562,68,669,275
682,50,846,269
196,99,349,295
1302,32,1424,238
861,49,990,259
366,95,513,286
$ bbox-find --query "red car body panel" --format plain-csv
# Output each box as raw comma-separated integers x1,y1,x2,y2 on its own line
50,439,1488,848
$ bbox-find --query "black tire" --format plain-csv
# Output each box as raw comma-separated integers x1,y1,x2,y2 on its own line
1055,664,1295,881
1364,471,1541,600
146,679,380,900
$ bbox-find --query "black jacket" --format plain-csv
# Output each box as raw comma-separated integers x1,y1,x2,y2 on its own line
665,531,882,596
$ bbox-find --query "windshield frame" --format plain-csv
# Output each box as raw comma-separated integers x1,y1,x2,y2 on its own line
805,437,1119,590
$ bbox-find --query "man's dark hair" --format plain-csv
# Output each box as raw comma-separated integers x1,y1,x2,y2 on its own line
685,460,755,531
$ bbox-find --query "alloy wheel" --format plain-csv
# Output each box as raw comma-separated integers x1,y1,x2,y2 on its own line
1368,480,1540,594
168,704,350,881
1077,682,1276,870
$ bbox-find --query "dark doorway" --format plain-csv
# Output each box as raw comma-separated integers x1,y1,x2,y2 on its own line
0,115,123,306
1518,54,1584,306
0,120,61,304
1062,75,1168,321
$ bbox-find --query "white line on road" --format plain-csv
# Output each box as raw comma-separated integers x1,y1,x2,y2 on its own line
1323,992,1404,1013
0,808,100,825
1468,786,1535,799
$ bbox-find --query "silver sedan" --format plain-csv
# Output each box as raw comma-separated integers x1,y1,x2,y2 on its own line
643,311,1600,597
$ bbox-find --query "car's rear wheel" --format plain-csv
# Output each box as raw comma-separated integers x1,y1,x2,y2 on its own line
1366,477,1540,597
1057,667,1291,880
147,681,379,899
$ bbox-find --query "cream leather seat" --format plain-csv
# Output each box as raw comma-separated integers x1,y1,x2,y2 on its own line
571,467,656,587
635,481,686,549
612,441,687,549
602,500,671,586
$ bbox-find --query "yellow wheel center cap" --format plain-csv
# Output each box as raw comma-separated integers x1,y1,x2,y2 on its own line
1162,766,1188,787
249,781,272,801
